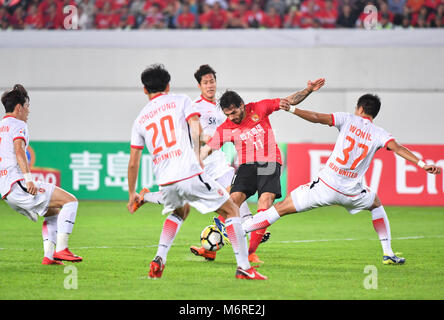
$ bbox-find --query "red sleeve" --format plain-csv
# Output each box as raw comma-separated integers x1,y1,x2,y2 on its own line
257,98,280,116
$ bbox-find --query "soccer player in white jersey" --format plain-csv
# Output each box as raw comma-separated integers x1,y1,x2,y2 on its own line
127,64,267,280
1,85,83,265
240,93,441,265
132,64,267,262
189,65,259,261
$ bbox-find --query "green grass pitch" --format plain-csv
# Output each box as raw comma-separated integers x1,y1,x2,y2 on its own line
1,200,443,300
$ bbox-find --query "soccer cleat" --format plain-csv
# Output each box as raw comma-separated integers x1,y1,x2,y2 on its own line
213,217,231,245
148,256,165,279
41,257,64,265
383,254,406,265
260,231,271,244
248,253,264,264
132,188,150,213
53,248,83,262
190,246,217,261
235,266,268,280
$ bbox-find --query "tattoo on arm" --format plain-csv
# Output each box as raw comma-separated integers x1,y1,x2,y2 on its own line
288,88,312,106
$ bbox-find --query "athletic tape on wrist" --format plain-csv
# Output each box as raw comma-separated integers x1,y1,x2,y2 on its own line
23,173,33,183
417,160,426,168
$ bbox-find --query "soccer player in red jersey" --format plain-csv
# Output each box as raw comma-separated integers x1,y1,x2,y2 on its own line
201,78,325,263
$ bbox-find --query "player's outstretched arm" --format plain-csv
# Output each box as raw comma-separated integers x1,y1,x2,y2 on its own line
14,139,37,195
283,78,325,106
280,102,333,126
387,140,442,175
127,147,142,213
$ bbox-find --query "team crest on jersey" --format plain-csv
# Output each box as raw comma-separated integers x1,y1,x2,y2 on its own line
251,114,260,122
19,128,26,136
217,189,224,196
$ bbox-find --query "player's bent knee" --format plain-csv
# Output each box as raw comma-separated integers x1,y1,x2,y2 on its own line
369,195,382,211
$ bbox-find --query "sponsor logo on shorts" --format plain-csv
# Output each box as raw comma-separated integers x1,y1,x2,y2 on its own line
39,188,46,193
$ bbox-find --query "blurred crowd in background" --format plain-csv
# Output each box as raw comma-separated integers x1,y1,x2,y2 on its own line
0,0,443,30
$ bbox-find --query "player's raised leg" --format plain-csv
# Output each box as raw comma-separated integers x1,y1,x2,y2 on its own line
132,188,164,213
369,195,405,265
45,187,83,263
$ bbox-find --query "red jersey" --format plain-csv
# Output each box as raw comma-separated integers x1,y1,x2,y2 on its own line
208,99,282,165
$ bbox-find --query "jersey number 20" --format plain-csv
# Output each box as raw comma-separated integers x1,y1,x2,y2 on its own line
145,115,177,155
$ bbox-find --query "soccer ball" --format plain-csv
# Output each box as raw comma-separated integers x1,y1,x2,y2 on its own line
200,225,224,251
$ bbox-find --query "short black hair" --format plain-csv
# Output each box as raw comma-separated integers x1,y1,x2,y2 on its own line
194,64,216,84
219,90,244,110
1,84,29,113
357,93,381,118
141,64,171,93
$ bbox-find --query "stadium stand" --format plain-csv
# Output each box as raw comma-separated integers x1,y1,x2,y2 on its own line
0,0,443,30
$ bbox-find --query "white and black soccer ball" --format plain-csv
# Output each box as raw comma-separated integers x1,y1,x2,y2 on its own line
200,225,224,252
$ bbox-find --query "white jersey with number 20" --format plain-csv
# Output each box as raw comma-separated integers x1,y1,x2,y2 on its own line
130,93,202,186
318,112,394,196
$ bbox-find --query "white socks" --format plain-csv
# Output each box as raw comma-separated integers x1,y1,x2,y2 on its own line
371,206,394,256
239,201,253,221
42,215,57,259
144,191,164,205
242,206,281,233
225,217,250,270
55,201,79,252
155,213,183,264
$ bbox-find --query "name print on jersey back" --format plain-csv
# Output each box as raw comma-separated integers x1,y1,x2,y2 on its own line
131,94,202,186
319,112,393,195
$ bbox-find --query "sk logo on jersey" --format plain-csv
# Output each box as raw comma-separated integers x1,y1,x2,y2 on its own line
208,117,216,125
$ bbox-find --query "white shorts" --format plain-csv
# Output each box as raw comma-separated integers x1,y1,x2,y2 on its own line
4,180,56,222
290,178,376,215
160,172,230,215
215,166,235,189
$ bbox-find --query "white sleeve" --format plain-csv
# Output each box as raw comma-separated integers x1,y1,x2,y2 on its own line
331,112,350,130
379,128,395,149
130,121,145,150
184,96,201,122
12,123,28,144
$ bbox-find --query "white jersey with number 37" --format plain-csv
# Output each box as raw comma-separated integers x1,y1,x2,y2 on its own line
131,93,202,186
318,112,394,195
